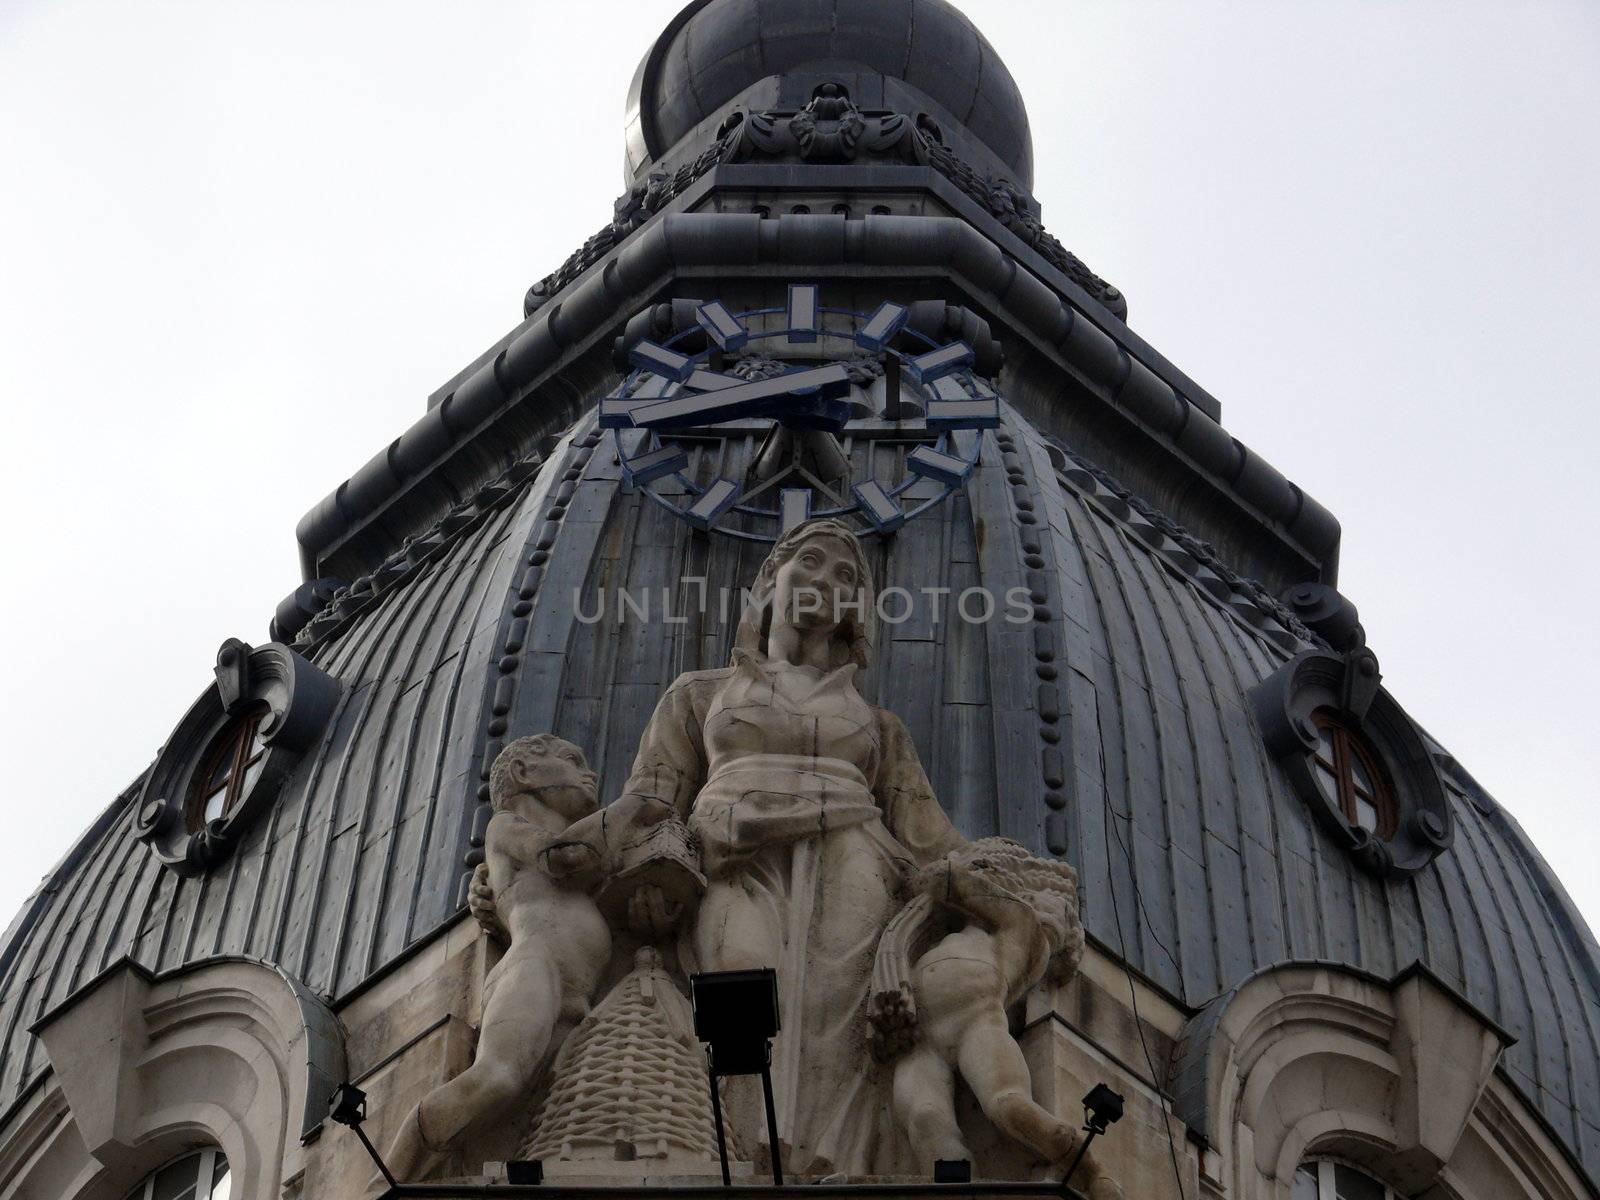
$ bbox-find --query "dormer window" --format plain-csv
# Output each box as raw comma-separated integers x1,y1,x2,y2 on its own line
1251,643,1452,878
136,640,339,875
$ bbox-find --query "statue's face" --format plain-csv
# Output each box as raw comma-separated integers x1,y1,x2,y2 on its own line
773,534,862,634
513,740,598,819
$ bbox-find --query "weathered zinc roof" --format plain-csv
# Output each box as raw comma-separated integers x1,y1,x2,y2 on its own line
1,396,1596,1180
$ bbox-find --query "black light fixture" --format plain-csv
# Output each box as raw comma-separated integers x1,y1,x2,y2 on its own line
328,1082,398,1191
505,1160,544,1185
690,968,784,1187
1062,1082,1125,1192
1082,1083,1125,1135
328,1082,368,1128
933,1158,972,1183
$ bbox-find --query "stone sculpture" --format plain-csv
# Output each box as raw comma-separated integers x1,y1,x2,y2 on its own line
870,839,1120,1196
523,946,733,1167
434,522,1122,1190
602,518,969,1173
383,735,612,1182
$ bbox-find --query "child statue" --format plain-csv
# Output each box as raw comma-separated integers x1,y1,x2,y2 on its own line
384,735,612,1182
869,838,1122,1199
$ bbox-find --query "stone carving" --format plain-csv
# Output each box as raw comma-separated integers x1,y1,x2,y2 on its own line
523,125,743,314
775,83,867,161
384,735,613,1182
439,522,1123,1189
523,946,733,1166
868,839,1119,1195
523,88,1125,319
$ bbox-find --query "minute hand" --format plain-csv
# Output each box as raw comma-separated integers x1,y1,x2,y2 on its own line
629,363,851,428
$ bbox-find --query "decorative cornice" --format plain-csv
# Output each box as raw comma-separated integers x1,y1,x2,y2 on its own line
298,209,1336,591
291,450,547,654
134,641,342,876
524,91,1125,320
1042,434,1320,652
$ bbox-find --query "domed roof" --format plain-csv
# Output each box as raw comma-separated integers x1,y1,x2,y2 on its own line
626,0,1033,186
3,401,1596,1183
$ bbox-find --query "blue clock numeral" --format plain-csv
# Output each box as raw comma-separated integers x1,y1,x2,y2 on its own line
624,445,690,484
686,478,741,530
906,341,974,385
696,301,750,351
855,302,909,351
780,489,812,532
629,340,697,382
907,445,976,486
787,284,820,344
852,480,906,531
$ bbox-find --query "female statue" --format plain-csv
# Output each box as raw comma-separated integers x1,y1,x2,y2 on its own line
612,517,968,1173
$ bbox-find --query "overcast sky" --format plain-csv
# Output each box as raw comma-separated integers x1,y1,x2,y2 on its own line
2,1,1596,942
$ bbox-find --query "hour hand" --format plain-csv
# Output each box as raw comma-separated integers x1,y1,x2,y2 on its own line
629,363,851,429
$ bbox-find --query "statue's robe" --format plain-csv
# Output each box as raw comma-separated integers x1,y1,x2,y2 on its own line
616,647,967,1173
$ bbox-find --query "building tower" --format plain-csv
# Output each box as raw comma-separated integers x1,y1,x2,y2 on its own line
1,3,1595,1199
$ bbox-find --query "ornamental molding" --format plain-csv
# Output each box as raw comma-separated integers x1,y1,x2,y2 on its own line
523,86,1125,320
1164,961,1594,1200
133,640,340,875
1249,642,1453,878
301,212,1335,599
27,956,345,1197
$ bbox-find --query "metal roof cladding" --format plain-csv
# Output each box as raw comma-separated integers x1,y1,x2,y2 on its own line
1,0,1596,1189
4,416,1598,1180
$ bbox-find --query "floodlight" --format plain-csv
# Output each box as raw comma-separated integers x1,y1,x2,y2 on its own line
691,968,784,1186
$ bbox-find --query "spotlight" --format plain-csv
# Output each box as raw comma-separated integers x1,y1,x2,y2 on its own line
1063,1082,1125,1193
327,1081,396,1190
1082,1083,1125,1135
328,1082,368,1128
690,969,784,1187
691,967,780,1074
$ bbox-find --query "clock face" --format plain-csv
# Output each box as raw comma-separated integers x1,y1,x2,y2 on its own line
603,285,998,541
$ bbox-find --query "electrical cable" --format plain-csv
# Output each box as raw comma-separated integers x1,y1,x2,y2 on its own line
1100,779,1189,1200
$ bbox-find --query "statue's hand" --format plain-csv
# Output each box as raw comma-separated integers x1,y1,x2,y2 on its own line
468,863,509,946
626,884,683,941
544,839,602,879
613,792,675,829
867,984,918,1063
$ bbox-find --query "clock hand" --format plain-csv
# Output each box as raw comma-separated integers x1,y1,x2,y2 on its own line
629,363,852,428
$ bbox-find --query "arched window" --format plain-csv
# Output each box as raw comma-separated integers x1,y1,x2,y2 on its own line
122,1148,230,1200
1293,1157,1396,1200
1310,709,1396,839
187,704,268,831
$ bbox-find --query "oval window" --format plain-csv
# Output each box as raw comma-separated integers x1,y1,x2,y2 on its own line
1310,709,1397,839
186,705,269,832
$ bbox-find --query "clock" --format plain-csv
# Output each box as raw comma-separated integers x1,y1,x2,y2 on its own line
603,284,998,542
